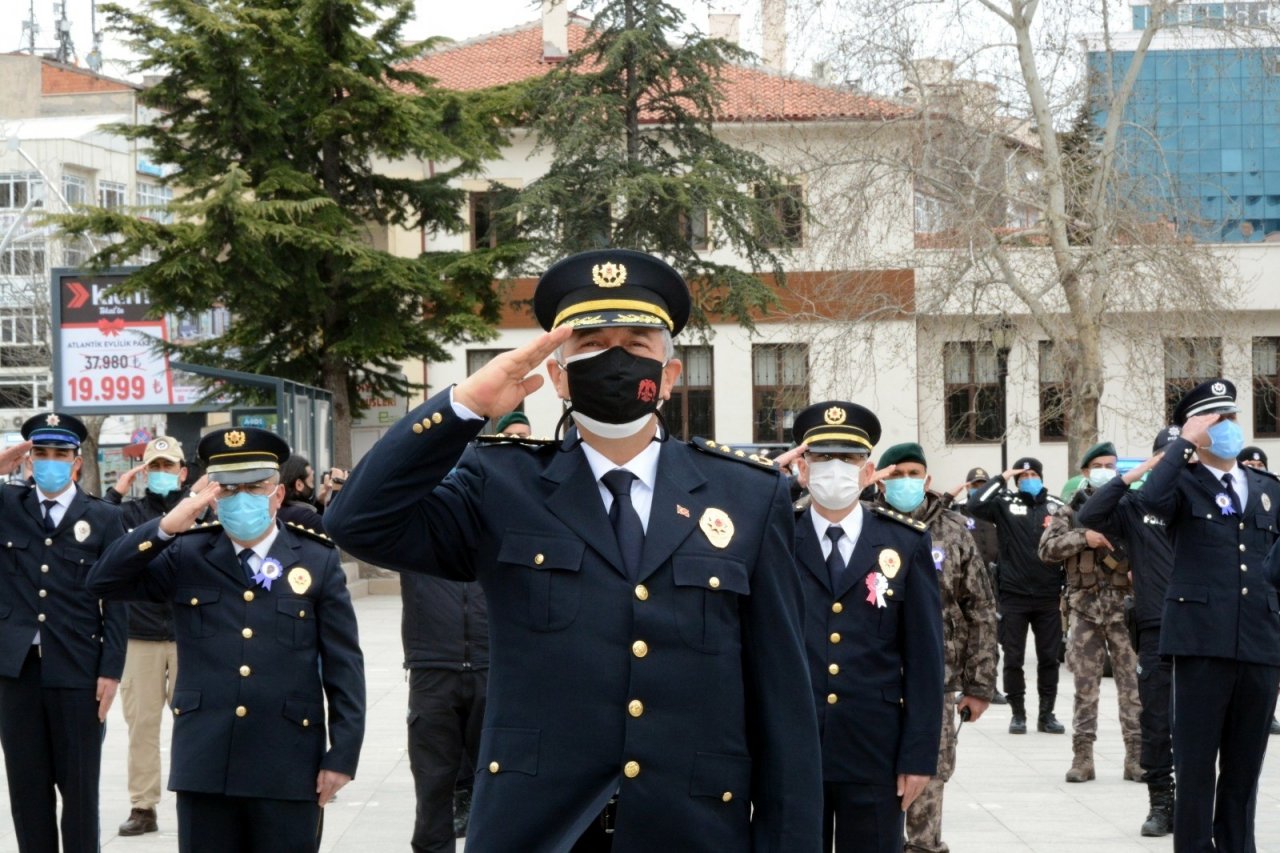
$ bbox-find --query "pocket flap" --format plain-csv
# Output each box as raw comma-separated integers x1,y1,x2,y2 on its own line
65,547,96,566
478,727,540,776
689,751,752,800
282,696,324,728
3,535,29,551
672,557,750,595
174,586,220,607
171,688,201,715
497,533,583,572
0,601,12,619
1255,514,1276,532
277,597,313,620
1166,583,1208,604
881,684,903,704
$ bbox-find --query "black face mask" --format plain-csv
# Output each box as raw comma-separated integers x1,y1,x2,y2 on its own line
565,346,665,426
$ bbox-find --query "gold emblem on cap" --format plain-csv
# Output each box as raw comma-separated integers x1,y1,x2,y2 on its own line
46,414,60,426
1264,494,1272,512
823,407,847,425
592,262,627,288
224,430,246,448
699,507,734,549
879,548,902,578
288,567,312,595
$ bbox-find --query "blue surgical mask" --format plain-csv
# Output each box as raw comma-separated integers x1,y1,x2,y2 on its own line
216,492,274,542
33,459,73,494
1018,477,1043,496
884,477,927,513
1208,419,1244,460
146,471,180,497
968,487,980,499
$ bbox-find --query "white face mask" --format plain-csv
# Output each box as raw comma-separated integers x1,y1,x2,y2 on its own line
806,459,863,510
1088,468,1117,488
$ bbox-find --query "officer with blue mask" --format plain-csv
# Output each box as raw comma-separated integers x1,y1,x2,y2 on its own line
88,427,366,853
969,456,1067,735
1140,378,1280,852
0,412,127,853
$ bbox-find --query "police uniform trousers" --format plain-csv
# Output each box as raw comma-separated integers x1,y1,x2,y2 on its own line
1172,655,1280,853
997,593,1061,706
0,645,103,853
823,781,903,853
1136,627,1173,787
408,668,487,853
176,791,323,853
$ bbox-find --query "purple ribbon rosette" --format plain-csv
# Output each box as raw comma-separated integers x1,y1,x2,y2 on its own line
254,556,284,591
1215,493,1237,516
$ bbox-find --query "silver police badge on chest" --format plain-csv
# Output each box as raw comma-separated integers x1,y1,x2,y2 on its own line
1264,493,1272,512
73,520,91,542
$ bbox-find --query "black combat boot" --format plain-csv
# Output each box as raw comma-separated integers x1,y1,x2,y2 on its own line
453,787,473,839
1037,699,1065,734
1141,785,1174,837
1008,696,1027,734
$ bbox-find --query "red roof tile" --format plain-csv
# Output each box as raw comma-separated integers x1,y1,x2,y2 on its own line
401,20,910,123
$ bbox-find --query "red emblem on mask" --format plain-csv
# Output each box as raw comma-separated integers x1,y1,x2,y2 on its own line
636,379,658,403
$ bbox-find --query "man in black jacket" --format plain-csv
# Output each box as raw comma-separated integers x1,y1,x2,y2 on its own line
104,436,189,836
1077,426,1180,837
968,457,1066,736
401,572,489,852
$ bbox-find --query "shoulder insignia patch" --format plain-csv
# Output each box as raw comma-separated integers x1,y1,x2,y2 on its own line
868,503,928,532
1253,468,1280,482
793,493,812,513
475,434,557,448
285,520,337,548
690,437,781,472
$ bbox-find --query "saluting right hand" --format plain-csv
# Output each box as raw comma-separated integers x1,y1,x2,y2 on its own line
113,463,147,496
159,480,222,536
0,441,31,475
453,325,573,417
1180,413,1219,448
860,461,897,490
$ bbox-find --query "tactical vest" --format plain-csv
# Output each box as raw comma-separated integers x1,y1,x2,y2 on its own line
1066,491,1131,591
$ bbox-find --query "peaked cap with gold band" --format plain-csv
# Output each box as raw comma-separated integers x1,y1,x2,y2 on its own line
791,400,881,454
197,427,291,485
532,249,691,335
22,412,88,448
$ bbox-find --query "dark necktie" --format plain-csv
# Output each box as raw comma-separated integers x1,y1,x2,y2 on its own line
826,525,846,588
41,500,57,534
1223,473,1243,515
238,549,256,584
602,470,644,580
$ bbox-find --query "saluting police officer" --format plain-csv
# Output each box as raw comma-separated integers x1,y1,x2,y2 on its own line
1139,379,1280,852
88,428,366,853
326,249,823,852
0,412,127,853
787,407,943,853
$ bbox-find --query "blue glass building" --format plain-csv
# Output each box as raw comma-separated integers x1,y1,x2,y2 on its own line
1088,2,1280,241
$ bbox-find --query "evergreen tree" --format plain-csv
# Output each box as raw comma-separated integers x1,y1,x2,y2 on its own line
56,0,523,464
513,0,799,328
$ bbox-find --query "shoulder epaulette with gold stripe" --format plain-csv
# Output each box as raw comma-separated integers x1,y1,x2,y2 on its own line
285,520,336,548
175,519,221,536
868,503,928,532
690,437,781,472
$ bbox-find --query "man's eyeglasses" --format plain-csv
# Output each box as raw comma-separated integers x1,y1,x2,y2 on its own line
805,453,869,465
217,481,279,497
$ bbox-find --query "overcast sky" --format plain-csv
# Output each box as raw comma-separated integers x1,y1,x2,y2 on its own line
2,0,762,82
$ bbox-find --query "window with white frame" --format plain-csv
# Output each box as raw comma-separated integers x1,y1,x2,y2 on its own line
62,174,89,207
136,181,173,223
99,181,126,209
0,174,45,210
0,309,47,347
0,373,51,409
0,244,46,276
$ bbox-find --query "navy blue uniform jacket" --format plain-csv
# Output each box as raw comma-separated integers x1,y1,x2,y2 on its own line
794,504,943,782
1076,476,1174,630
86,519,366,801
325,390,823,853
1139,437,1280,664
0,483,126,687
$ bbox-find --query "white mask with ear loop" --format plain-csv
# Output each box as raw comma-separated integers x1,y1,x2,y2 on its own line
806,459,863,510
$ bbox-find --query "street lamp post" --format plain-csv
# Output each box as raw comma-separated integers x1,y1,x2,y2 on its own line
987,317,1016,474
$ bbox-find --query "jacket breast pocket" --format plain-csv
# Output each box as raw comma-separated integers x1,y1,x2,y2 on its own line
671,556,749,654
879,578,906,638
1165,583,1208,606
173,587,220,638
2,536,28,575
276,597,317,649
498,533,584,632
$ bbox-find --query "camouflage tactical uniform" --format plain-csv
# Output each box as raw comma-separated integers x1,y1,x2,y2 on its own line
885,492,998,853
1038,492,1142,781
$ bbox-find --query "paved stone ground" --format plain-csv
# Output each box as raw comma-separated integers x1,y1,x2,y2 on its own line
0,593,1277,851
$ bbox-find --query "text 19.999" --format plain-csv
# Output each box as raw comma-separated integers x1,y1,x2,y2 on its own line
66,375,147,402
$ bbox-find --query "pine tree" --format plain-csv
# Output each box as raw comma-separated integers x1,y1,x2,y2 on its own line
56,0,523,464
512,0,799,328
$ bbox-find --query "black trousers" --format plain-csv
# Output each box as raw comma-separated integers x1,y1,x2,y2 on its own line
1172,655,1280,853
822,781,903,853
408,667,487,853
1136,626,1174,787
0,646,103,853
176,791,322,853
998,594,1061,707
